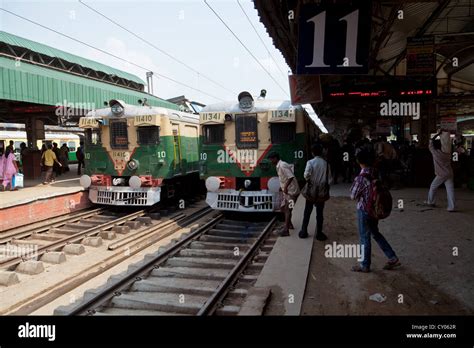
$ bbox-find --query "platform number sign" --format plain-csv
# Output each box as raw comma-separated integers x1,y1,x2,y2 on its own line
297,1,372,75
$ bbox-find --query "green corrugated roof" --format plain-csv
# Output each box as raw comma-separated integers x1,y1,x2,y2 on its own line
0,31,145,85
0,56,179,110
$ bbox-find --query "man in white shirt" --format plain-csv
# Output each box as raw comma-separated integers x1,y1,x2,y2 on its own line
426,130,455,211
300,144,331,240
269,152,300,236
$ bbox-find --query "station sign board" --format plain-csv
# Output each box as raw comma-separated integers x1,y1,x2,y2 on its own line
289,75,322,104
406,36,435,75
440,116,457,132
323,76,436,99
297,0,372,75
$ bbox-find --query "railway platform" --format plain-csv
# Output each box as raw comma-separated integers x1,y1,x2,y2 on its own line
0,164,89,231
257,183,473,315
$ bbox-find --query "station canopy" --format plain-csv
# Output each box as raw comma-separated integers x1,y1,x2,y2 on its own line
254,0,474,136
0,31,179,125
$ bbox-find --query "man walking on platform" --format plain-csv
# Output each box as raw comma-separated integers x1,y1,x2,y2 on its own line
41,144,62,184
269,152,300,237
299,143,331,240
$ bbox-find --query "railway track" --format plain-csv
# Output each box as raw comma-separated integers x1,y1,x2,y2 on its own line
60,215,277,316
0,207,107,244
0,206,163,270
1,204,217,315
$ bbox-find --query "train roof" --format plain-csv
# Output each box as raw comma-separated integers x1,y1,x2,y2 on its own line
201,99,302,113
85,103,199,125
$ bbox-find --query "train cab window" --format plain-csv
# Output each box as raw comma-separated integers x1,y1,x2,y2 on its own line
203,125,224,144
236,114,258,149
137,126,160,145
68,141,76,151
85,129,101,145
271,123,296,144
110,120,128,149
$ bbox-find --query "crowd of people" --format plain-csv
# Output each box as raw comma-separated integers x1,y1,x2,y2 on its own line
322,134,471,189
39,141,85,184
0,140,85,189
269,130,466,273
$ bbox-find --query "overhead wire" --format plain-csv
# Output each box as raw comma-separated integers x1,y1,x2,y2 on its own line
78,0,237,95
236,0,288,79
203,0,289,96
0,8,225,101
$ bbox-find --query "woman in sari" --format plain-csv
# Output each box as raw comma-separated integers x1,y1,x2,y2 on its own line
1,147,19,191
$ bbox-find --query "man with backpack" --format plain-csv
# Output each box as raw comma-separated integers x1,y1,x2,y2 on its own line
350,149,400,273
299,143,331,240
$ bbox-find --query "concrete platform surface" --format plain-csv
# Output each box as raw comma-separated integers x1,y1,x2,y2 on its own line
0,164,84,209
254,197,317,315
0,164,90,231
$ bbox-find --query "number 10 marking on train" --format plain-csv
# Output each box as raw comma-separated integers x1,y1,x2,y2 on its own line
294,150,303,159
306,10,362,68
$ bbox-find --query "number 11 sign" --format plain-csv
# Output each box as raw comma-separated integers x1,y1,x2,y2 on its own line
297,1,372,75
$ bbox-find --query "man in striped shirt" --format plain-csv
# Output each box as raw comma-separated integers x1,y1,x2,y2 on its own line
350,150,400,273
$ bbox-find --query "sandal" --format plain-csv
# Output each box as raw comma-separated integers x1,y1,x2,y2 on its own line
383,258,401,270
351,264,370,273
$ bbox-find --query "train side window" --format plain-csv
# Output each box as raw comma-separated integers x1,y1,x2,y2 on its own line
137,126,160,145
236,114,258,149
110,120,128,149
85,129,101,145
203,125,224,144
271,123,296,144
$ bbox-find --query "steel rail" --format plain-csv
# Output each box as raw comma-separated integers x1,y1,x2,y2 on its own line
197,216,277,316
3,207,214,315
0,208,105,244
0,208,155,269
68,210,223,315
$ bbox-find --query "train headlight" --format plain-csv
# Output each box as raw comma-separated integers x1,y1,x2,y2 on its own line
205,177,221,192
127,159,139,171
267,177,280,193
111,104,124,115
80,175,92,188
109,99,125,116
129,176,142,189
244,179,251,189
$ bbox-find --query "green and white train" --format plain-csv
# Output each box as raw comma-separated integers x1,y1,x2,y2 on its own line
199,92,321,212
79,99,200,206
